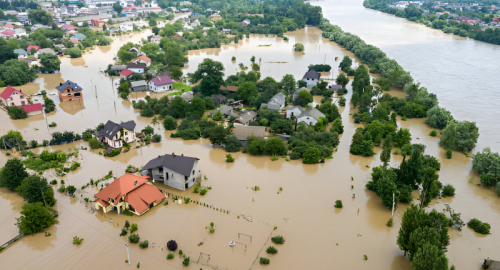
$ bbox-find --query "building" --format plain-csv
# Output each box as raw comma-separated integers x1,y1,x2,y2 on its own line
120,69,134,78
141,153,200,191
131,55,151,67
210,104,237,118
302,70,321,87
210,13,222,21
211,94,226,105
232,125,265,147
150,35,162,44
189,12,199,18
234,110,257,125
180,92,194,103
95,120,136,148
130,80,148,91
0,86,43,115
91,19,105,27
93,174,165,216
21,58,39,67
70,33,86,41
286,106,304,119
126,63,146,73
62,24,78,31
219,85,237,92
27,45,40,54
241,18,251,26
120,22,134,31
14,49,28,59
56,80,83,102
35,48,57,59
295,108,325,127
261,92,286,111
0,30,15,39
149,75,173,92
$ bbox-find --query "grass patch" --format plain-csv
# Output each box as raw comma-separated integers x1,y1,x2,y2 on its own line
122,209,134,216
167,83,192,96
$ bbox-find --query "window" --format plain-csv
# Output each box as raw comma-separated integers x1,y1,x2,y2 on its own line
159,167,163,173
125,131,128,135
21,101,25,105
67,89,70,93
192,170,195,175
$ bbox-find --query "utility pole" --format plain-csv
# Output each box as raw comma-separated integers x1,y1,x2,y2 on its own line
125,243,130,264
391,193,395,218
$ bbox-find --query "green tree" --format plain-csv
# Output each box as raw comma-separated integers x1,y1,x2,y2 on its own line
7,106,28,120
224,135,242,152
0,45,17,64
0,59,37,85
393,128,412,149
318,102,340,122
439,120,479,153
293,43,304,52
203,96,215,110
380,134,393,167
411,243,449,270
140,103,155,117
169,96,189,119
0,158,29,190
67,47,82,58
39,53,61,73
212,110,223,121
330,118,344,134
28,10,53,25
335,73,350,87
339,56,352,72
189,97,206,118
425,106,453,129
237,82,259,104
113,3,123,14
270,118,294,134
163,42,187,67
280,74,296,95
303,147,321,164
163,116,178,130
190,59,225,96
472,147,500,186
265,137,287,156
294,90,313,106
168,66,183,80
248,136,267,155
16,202,57,235
19,175,56,206
207,125,226,145
0,130,24,149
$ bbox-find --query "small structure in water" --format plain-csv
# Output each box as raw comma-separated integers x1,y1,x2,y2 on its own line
483,258,500,269
141,153,200,191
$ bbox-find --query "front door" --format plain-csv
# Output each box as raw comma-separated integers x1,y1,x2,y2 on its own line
119,206,122,214
185,183,188,189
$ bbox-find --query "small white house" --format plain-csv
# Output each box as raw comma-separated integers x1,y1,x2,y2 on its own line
302,70,321,88
296,108,325,127
141,154,200,191
149,75,173,92
120,22,134,32
126,63,146,74
286,106,304,119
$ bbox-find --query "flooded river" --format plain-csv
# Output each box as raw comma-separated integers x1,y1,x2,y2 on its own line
0,7,499,270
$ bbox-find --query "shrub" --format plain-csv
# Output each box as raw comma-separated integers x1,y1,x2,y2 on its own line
122,209,134,216
200,188,207,195
139,240,149,249
184,198,190,204
167,240,178,251
271,235,285,245
259,258,270,265
50,180,57,185
130,223,138,232
225,154,235,163
128,233,140,243
167,253,174,260
152,134,162,143
441,184,455,197
120,229,127,236
182,256,190,267
446,149,452,159
124,220,130,229
266,246,278,254
66,185,76,195
334,200,343,208
73,236,84,245
48,122,57,127
386,217,393,227
429,129,437,136
178,250,183,255
57,186,66,193
467,218,490,234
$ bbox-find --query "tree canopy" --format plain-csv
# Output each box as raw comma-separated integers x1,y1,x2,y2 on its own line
16,202,57,235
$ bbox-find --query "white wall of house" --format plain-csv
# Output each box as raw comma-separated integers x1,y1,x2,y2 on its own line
132,59,150,66
120,23,133,31
128,67,144,73
123,128,136,142
302,78,318,88
1,92,28,106
149,81,172,92
297,115,319,127
149,160,199,191
286,108,302,119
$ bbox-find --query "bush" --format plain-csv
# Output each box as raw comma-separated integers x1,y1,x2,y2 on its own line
128,233,140,243
334,200,343,208
259,258,270,265
271,235,285,245
178,250,183,255
467,218,490,235
139,240,149,249
48,122,57,127
66,185,76,195
266,246,278,254
73,236,84,245
130,223,138,233
441,184,455,197
120,229,128,236
7,106,27,119
224,135,242,152
167,253,174,260
88,137,104,149
429,129,437,136
184,197,190,204
152,134,162,142
446,149,452,159
50,180,57,185
225,154,235,163
182,256,190,267
167,240,178,251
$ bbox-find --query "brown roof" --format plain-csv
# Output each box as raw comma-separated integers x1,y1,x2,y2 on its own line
94,174,149,202
232,125,265,141
124,183,165,214
132,54,151,63
220,85,238,92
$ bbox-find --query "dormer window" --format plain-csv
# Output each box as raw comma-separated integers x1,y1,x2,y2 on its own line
134,180,138,185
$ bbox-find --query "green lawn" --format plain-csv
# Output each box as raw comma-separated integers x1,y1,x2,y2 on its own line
168,83,192,96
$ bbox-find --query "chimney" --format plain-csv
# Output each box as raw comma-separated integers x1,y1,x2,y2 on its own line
60,83,63,86
158,155,160,158
181,154,184,156
172,152,175,156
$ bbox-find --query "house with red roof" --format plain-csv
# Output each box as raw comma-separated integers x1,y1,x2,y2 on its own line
131,54,151,67
27,45,40,54
120,69,134,78
5,24,14,29
0,86,43,115
91,19,105,27
93,174,165,216
61,25,78,31
0,30,15,38
149,75,173,92
493,17,500,23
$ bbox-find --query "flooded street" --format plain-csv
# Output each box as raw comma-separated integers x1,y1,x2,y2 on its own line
0,7,499,270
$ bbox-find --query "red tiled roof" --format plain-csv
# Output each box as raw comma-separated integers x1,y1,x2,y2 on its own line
0,85,23,100
20,103,43,112
150,75,173,86
124,184,165,214
220,85,238,92
69,39,78,43
1,30,15,35
62,25,78,30
5,24,14,28
132,54,151,63
120,69,134,76
27,45,40,51
91,19,104,23
94,174,150,202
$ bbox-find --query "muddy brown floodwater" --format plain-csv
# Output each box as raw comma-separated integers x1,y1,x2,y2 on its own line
0,17,499,270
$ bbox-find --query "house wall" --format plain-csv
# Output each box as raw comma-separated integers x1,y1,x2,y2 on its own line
297,115,319,127
122,128,136,143
27,110,42,116
103,135,123,148
58,87,83,102
149,160,199,191
128,67,144,73
302,78,318,88
1,91,28,106
149,82,172,92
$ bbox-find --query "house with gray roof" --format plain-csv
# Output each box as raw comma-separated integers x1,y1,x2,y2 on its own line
292,87,309,101
34,48,57,58
234,110,257,125
210,105,237,118
13,49,27,58
95,120,137,149
70,33,87,41
130,80,148,91
141,153,200,191
260,92,286,111
296,108,325,127
232,125,265,147
286,106,304,119
302,70,321,87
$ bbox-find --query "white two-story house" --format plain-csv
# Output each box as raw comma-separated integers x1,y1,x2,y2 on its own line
141,153,200,191
95,120,136,148
149,75,173,92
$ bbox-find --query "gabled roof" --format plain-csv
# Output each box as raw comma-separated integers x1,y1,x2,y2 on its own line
268,92,286,106
298,108,325,120
98,120,136,140
142,154,199,177
56,80,83,92
130,80,147,87
0,86,24,100
236,110,257,124
14,49,27,55
20,103,43,112
303,70,321,80
132,54,151,63
124,183,165,214
1,30,15,35
27,45,40,51
61,25,78,30
126,62,146,69
233,125,265,140
150,75,173,86
286,106,304,111
37,48,57,55
70,33,86,41
220,85,237,92
120,69,134,76
329,84,342,89
211,94,226,104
